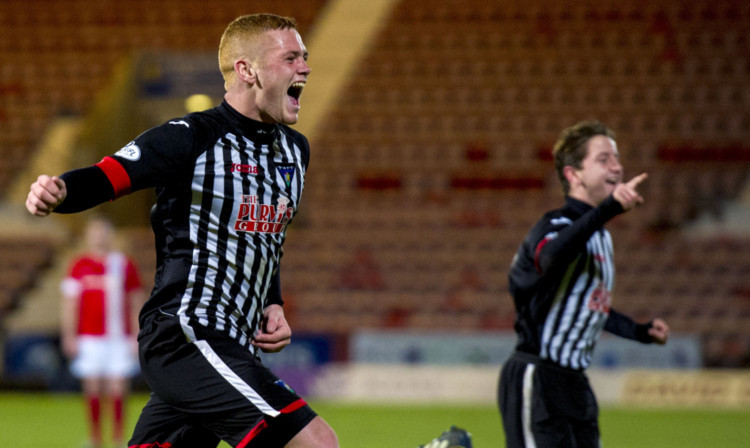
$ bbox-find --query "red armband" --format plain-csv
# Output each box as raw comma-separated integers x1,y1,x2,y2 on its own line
95,156,132,198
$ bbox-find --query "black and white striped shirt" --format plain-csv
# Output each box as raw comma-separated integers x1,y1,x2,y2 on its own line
508,196,649,369
86,101,308,352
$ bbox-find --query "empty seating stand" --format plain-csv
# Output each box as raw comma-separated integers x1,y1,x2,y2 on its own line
3,0,750,367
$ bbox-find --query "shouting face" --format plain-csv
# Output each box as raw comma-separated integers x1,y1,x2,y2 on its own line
250,28,311,125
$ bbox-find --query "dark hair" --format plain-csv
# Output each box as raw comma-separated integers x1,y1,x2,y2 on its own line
552,120,616,194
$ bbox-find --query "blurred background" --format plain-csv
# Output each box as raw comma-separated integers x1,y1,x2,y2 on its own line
1,0,749,412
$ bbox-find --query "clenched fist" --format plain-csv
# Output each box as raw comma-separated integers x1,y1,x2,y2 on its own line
26,175,67,216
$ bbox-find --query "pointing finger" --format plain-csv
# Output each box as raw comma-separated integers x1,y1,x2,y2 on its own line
626,173,648,189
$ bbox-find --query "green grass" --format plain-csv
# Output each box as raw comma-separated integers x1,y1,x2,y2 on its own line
1,392,749,447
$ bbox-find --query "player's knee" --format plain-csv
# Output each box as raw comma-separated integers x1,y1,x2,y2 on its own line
309,417,338,448
316,426,338,448
286,416,338,448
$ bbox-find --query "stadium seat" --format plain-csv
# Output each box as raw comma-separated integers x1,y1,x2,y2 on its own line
4,0,750,367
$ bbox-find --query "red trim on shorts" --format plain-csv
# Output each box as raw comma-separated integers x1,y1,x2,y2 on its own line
280,398,307,414
96,156,132,198
237,420,269,448
235,399,308,448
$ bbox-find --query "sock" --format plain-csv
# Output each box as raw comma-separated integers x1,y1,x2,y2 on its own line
113,395,125,442
87,395,102,444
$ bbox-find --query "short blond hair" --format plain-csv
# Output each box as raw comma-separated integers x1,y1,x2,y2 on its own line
218,14,297,91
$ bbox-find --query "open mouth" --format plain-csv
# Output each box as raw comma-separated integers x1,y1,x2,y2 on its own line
287,82,305,107
605,178,619,185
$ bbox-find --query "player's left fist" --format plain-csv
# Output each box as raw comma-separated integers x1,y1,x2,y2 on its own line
252,304,292,353
648,318,669,345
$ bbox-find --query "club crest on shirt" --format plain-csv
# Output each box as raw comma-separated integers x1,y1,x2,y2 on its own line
277,165,296,187
274,379,296,394
234,195,293,234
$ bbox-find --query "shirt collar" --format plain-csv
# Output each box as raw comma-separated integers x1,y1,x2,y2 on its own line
564,195,594,217
219,100,278,143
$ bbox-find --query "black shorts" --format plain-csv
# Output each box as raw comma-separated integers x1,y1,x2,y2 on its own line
128,312,317,448
497,352,599,448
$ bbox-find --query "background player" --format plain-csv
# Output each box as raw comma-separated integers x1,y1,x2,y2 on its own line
498,121,670,448
27,13,338,448
61,214,144,448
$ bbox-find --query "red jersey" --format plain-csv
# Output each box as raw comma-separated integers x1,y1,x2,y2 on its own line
62,252,142,337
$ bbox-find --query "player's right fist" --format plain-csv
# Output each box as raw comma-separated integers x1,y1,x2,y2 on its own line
26,175,67,216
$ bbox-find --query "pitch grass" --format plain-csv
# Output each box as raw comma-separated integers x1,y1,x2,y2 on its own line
2,392,749,447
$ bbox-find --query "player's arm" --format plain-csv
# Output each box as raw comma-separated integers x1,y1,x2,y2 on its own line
266,267,284,307
253,304,292,353
252,129,306,350
125,258,146,337
26,146,135,216
535,196,624,273
605,308,669,345
25,157,132,216
27,118,201,217
26,175,69,216
253,268,291,352
127,286,146,342
58,165,118,213
59,274,81,359
32,155,134,215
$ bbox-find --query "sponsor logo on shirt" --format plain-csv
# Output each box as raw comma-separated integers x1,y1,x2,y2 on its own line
115,141,141,161
231,163,258,174
234,195,293,234
587,282,611,314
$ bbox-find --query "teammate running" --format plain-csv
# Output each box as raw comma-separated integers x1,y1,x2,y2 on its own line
498,121,669,448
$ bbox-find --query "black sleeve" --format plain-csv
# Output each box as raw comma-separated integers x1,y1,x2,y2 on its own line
604,308,654,343
265,267,284,307
53,166,115,214
109,116,205,191
55,115,203,215
536,196,624,273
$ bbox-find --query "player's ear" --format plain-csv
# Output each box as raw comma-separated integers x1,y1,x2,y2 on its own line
235,59,257,85
563,165,581,187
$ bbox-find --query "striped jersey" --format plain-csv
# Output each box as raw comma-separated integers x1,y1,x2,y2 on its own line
100,101,308,352
508,196,630,369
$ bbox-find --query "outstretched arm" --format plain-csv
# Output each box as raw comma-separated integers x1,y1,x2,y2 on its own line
647,318,669,345
605,308,669,345
536,196,623,273
536,173,648,274
26,166,116,216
